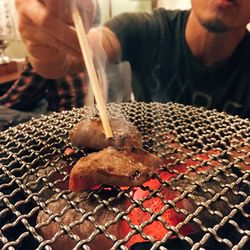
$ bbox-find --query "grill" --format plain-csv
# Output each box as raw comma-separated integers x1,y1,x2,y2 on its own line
0,101,249,250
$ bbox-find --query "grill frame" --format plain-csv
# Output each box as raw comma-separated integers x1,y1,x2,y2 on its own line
0,102,249,250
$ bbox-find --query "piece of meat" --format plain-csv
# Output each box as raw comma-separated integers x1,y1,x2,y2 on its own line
69,146,162,191
69,117,143,150
122,152,249,247
36,191,126,250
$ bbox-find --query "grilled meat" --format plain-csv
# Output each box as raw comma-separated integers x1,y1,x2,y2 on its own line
69,117,143,150
36,191,126,250
69,146,162,191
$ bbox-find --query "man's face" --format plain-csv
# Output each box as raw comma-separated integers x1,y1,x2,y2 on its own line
191,0,250,33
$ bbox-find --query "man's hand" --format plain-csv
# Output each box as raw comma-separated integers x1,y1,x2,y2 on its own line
15,0,97,79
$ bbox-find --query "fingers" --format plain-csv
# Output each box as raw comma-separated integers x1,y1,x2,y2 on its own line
42,0,97,31
22,25,80,59
41,0,74,25
15,0,98,77
76,0,97,31
17,0,97,55
18,1,81,56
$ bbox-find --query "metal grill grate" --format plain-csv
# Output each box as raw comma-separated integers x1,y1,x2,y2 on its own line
0,102,249,250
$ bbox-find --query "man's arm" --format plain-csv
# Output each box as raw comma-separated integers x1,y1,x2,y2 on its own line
101,27,122,63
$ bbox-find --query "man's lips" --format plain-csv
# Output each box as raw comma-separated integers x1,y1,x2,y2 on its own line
215,0,236,8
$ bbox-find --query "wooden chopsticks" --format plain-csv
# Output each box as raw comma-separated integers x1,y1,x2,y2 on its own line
71,0,113,139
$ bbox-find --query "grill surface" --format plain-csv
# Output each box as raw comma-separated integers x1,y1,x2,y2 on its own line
0,102,249,250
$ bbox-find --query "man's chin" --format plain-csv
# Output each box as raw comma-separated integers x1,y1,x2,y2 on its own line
200,18,229,33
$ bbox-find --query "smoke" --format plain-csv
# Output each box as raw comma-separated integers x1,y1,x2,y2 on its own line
106,62,133,103
77,0,133,105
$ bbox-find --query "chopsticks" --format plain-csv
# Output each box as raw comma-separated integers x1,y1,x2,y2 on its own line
71,0,113,139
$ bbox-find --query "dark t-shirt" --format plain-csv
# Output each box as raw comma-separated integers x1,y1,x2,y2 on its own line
105,9,250,118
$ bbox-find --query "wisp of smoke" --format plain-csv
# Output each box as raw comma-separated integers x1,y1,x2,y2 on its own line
77,0,133,105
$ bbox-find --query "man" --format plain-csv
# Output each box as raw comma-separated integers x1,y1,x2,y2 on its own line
15,0,250,118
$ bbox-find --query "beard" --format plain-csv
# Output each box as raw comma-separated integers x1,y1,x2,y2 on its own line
199,17,230,33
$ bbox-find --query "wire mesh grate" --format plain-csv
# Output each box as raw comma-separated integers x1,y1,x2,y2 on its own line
0,102,249,250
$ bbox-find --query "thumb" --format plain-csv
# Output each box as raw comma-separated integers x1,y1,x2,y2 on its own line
76,0,99,32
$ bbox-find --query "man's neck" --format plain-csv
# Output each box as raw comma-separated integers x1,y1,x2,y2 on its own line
185,11,246,66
